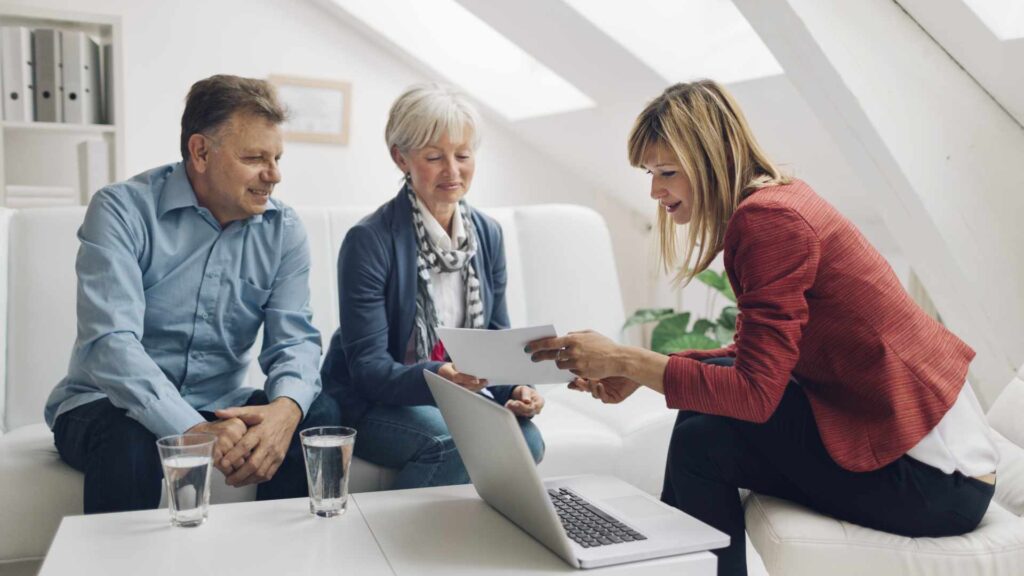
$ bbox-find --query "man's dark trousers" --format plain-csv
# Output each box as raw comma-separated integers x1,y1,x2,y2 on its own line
53,390,341,514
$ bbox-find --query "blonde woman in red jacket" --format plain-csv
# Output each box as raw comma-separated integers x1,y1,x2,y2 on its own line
527,80,997,576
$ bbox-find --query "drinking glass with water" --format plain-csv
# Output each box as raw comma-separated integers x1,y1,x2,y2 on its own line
156,433,215,527
300,426,356,517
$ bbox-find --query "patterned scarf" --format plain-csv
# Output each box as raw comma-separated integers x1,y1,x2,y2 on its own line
407,186,485,362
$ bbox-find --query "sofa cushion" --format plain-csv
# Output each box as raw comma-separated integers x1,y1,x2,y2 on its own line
540,386,677,495
6,209,83,431
531,397,623,480
988,366,1024,447
510,205,625,336
992,429,1024,516
0,424,82,563
745,493,1024,576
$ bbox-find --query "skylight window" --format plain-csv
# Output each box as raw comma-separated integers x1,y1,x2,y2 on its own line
562,0,782,84
329,0,595,121
962,0,1024,40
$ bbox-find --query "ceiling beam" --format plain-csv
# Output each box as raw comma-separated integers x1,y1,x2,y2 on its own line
455,0,665,106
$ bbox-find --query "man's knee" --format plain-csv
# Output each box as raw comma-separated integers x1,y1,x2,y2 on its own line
64,401,158,464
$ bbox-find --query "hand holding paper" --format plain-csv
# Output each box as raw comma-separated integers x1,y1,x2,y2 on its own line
436,325,573,386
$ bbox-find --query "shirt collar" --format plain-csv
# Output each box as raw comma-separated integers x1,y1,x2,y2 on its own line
157,163,199,218
416,196,466,249
157,162,280,224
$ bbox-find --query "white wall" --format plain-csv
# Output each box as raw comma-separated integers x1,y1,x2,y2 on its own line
19,0,650,317
736,0,1024,405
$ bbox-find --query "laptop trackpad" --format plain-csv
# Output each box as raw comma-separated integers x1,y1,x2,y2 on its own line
604,495,672,519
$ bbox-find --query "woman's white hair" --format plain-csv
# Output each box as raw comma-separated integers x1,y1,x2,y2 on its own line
385,83,482,153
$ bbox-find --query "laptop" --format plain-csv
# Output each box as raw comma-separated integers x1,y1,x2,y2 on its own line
424,370,729,569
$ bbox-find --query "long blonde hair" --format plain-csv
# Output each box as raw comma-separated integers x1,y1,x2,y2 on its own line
628,80,788,285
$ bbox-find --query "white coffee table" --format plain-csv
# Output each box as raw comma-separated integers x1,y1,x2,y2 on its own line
38,485,716,575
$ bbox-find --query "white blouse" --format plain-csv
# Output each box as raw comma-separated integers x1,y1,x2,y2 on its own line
905,381,999,478
416,197,467,330
403,200,468,365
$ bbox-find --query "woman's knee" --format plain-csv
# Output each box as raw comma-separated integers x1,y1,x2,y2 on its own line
303,393,342,428
668,414,732,474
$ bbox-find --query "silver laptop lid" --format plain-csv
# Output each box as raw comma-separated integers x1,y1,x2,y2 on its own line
424,370,578,566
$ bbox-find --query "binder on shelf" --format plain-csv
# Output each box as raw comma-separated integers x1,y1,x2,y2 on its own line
61,30,101,124
1,26,36,122
102,42,113,124
77,138,111,202
33,28,62,122
4,184,77,208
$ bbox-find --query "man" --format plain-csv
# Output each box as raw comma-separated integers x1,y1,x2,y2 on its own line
44,74,339,514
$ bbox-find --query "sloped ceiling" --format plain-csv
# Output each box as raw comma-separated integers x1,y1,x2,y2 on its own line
897,0,1024,127
312,0,882,233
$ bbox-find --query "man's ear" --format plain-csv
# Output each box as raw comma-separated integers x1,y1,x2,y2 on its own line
390,145,408,173
188,133,212,173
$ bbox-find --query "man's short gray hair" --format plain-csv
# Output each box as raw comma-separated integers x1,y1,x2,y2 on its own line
385,83,482,153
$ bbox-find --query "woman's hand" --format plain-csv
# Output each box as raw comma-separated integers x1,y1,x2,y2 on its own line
438,363,488,393
526,330,624,381
505,386,545,418
568,377,641,404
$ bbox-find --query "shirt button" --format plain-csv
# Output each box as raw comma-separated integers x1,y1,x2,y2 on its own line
199,311,209,320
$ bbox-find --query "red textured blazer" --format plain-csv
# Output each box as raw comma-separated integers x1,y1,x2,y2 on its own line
664,180,973,472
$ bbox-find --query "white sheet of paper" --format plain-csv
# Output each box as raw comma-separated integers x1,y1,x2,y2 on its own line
436,325,573,386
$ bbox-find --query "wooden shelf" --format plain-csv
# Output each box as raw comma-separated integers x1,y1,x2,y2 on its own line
0,4,123,208
2,121,116,135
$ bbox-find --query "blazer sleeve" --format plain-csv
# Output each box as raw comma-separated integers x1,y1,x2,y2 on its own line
337,225,442,406
480,218,519,407
663,203,820,423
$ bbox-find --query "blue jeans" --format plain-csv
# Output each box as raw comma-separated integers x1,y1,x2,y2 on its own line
354,403,545,489
52,390,341,514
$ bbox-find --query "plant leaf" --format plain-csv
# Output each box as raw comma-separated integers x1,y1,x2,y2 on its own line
720,279,737,303
654,333,721,354
717,306,739,329
621,307,675,332
714,324,735,345
651,312,690,352
692,319,716,337
695,269,725,291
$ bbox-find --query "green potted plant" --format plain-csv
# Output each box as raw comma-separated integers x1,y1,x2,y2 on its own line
622,269,738,354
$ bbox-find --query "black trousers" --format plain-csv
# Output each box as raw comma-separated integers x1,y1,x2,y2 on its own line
53,390,341,514
662,358,995,576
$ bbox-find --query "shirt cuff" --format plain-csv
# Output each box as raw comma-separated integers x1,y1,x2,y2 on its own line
134,396,205,439
266,376,318,419
663,355,705,412
672,346,735,362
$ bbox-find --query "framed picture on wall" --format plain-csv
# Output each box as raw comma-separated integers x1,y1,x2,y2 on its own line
268,75,351,145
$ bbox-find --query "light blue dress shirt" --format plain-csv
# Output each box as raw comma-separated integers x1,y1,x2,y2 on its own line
44,163,321,439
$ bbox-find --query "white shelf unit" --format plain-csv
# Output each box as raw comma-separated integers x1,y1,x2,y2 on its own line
0,3,124,207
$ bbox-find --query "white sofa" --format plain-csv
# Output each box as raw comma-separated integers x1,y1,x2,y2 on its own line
0,204,678,573
744,365,1024,575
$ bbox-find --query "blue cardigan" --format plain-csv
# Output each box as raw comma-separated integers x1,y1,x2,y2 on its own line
320,189,516,425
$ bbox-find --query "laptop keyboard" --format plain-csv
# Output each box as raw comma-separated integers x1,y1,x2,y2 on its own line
548,488,648,548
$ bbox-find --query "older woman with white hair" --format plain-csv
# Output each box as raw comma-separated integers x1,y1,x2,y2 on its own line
320,83,545,489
